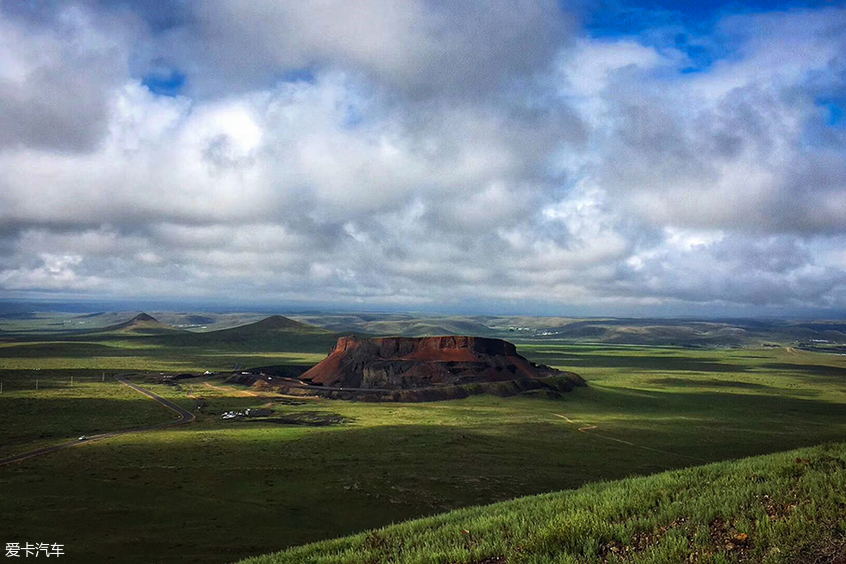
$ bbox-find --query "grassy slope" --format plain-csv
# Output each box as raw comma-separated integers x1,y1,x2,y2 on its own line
239,441,846,564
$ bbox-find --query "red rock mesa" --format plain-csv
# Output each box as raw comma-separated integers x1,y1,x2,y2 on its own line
300,335,581,390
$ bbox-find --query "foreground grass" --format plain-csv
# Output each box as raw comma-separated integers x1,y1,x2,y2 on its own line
2,342,846,563
240,441,846,564
3,380,845,563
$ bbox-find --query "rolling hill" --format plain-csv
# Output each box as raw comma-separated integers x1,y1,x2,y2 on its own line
161,314,341,353
291,313,498,338
291,314,846,347
102,313,184,335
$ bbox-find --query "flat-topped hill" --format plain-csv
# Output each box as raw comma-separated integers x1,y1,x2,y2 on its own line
299,335,583,390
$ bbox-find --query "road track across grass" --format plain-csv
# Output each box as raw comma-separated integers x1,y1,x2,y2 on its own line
0,374,195,467
552,413,706,462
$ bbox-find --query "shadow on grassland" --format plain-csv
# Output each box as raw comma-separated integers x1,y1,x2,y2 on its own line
0,342,141,358
565,384,846,426
761,362,846,382
646,377,771,390
0,421,692,564
0,369,127,383
522,351,751,372
4,398,846,564
0,396,179,458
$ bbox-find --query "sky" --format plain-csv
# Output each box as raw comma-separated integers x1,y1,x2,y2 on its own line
0,0,845,317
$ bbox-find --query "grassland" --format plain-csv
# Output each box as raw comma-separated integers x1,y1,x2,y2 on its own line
239,441,846,563
0,374,180,459
2,317,846,563
0,340,327,371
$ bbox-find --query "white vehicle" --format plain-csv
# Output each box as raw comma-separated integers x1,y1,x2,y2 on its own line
78,435,87,441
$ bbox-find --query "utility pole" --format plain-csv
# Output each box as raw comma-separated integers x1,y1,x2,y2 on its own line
70,375,73,386
102,372,105,383
35,378,38,391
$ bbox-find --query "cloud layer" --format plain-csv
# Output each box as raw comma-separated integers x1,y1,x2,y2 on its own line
1,1,845,315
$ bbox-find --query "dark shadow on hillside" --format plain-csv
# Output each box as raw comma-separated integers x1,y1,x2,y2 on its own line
0,369,126,382
646,377,771,390
522,352,750,373
571,384,846,420
0,342,141,358
515,344,666,353
155,332,339,353
1,330,339,355
761,363,846,381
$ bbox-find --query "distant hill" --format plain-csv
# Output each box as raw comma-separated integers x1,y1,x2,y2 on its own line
101,313,184,336
291,314,497,338
528,318,846,347
210,314,332,337
146,312,268,331
5,308,846,348
292,314,846,347
162,315,340,353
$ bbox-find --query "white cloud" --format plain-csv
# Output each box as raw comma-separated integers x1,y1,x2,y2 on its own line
558,39,666,98
0,2,845,314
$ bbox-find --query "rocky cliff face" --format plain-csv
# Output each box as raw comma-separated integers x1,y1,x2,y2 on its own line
299,335,576,390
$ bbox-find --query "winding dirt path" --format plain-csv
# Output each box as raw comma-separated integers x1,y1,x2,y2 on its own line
0,374,195,468
203,381,258,397
552,413,706,462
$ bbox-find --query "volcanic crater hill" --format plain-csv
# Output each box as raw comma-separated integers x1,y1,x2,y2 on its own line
102,312,184,335
156,314,341,353
299,335,585,391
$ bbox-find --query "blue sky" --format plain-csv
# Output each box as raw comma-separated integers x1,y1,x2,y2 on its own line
0,0,845,317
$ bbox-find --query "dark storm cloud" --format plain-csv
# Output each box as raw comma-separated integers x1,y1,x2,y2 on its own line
144,0,573,99
0,5,138,151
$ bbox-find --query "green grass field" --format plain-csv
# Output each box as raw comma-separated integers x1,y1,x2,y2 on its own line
0,374,178,459
239,441,846,563
2,319,846,563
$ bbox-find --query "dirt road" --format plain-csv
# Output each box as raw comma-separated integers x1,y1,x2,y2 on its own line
0,374,195,468
552,413,706,462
